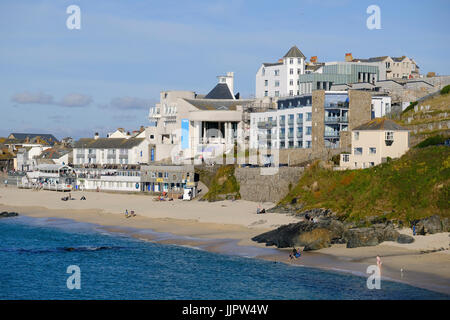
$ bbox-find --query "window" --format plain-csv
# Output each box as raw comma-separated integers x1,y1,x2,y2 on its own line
306,126,312,135
289,79,294,86
274,70,280,76
290,68,294,75
297,58,301,64
306,141,311,148
369,162,375,167
354,132,359,140
275,91,280,97
342,154,350,162
369,147,376,154
385,131,394,140
289,58,293,64
264,80,268,86
354,147,363,155
306,112,312,121
289,90,293,96
262,68,265,76
264,91,268,97
275,80,280,87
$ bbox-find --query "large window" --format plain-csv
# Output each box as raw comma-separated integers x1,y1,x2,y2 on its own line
306,112,312,121
342,154,350,162
354,132,359,140
306,126,312,135
369,147,376,154
264,80,268,86
274,70,280,76
275,80,280,87
385,131,394,140
354,147,363,155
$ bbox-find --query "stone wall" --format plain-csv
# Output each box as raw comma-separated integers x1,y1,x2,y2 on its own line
235,167,304,203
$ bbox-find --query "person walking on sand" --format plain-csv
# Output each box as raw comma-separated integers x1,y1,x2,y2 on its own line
412,224,416,236
125,209,129,218
376,256,382,275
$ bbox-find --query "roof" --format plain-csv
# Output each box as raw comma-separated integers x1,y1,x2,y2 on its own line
392,56,407,62
8,133,58,145
353,56,389,63
353,118,408,131
183,98,253,111
37,147,72,160
283,46,306,58
262,62,283,67
204,83,234,99
74,138,145,149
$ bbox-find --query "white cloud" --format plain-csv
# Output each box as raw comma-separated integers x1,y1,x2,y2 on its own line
107,96,154,110
58,93,93,107
11,91,54,104
10,92,92,107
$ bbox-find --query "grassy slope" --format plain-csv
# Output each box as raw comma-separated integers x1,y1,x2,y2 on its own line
198,165,241,201
279,146,450,223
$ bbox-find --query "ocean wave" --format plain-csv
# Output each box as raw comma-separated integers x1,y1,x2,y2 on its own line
0,246,125,254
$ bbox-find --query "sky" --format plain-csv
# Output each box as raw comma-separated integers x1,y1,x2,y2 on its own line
1,0,449,139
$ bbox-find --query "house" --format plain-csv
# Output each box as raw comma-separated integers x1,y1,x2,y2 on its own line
73,135,149,166
351,54,420,80
255,46,306,98
340,118,409,169
140,164,198,193
34,147,73,166
7,133,58,146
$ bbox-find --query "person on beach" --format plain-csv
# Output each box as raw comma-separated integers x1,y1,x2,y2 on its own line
125,209,129,218
289,248,301,260
412,224,416,236
376,256,382,275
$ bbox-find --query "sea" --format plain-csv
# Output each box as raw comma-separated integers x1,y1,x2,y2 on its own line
0,215,448,300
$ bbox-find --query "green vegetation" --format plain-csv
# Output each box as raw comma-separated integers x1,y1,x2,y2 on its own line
414,134,449,148
440,84,450,95
279,146,450,223
402,101,418,114
200,165,241,202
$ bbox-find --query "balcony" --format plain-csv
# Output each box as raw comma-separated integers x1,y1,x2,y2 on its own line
279,121,286,127
76,154,85,159
107,154,116,159
119,154,129,159
257,120,276,129
296,132,303,139
279,133,286,139
287,119,294,126
297,118,303,124
325,116,348,123
288,132,294,139
324,131,340,137
87,153,96,159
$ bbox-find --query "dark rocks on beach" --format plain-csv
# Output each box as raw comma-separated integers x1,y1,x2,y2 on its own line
0,211,19,218
397,234,415,244
414,215,448,235
344,228,380,248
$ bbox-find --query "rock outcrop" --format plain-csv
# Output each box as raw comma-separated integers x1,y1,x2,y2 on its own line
414,215,449,235
0,211,19,218
397,234,415,244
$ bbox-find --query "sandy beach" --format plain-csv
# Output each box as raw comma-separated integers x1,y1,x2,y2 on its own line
0,186,449,295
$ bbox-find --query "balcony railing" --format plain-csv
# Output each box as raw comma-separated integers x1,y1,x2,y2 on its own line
325,116,348,123
324,131,340,137
88,154,96,159
297,118,303,124
287,119,294,126
279,134,285,139
279,121,286,127
107,154,116,159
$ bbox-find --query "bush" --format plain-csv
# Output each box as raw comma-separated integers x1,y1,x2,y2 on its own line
414,135,448,148
402,101,418,114
440,85,450,95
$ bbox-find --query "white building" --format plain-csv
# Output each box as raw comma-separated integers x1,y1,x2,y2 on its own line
147,72,255,163
371,95,392,118
73,134,149,166
340,118,409,169
250,96,313,150
76,169,141,192
255,46,306,98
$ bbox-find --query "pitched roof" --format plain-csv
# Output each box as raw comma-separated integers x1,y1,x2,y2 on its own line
262,62,283,67
8,133,58,145
353,56,389,63
283,46,306,58
353,118,408,131
37,147,72,159
204,83,234,99
74,138,145,149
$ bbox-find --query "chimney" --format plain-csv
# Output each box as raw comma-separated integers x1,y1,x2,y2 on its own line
94,132,99,140
140,125,145,132
310,56,318,63
345,53,353,62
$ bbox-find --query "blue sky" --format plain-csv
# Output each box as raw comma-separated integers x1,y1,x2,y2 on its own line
1,0,449,139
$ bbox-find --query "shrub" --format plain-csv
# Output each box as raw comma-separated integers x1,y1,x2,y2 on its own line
440,84,450,95
414,135,448,148
402,101,418,114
